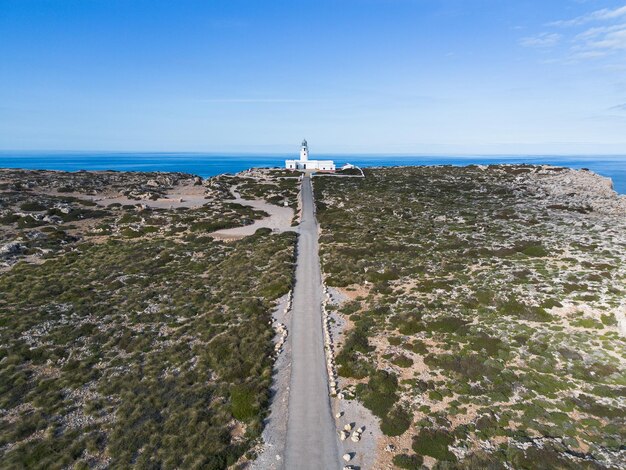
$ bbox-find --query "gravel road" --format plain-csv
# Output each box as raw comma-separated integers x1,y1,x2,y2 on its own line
284,175,340,469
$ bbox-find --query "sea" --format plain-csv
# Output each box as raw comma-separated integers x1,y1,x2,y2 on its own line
0,152,625,195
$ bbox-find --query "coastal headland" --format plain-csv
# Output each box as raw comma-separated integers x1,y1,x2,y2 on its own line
1,165,624,469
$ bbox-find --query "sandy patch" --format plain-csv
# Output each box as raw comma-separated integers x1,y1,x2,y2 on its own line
94,183,209,209
43,181,210,209
210,191,295,240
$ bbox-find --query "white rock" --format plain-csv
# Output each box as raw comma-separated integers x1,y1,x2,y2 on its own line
616,304,626,338
342,453,352,462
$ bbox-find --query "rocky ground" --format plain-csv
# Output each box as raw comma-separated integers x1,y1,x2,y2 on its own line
4,164,624,469
0,168,301,269
314,165,626,469
0,168,299,468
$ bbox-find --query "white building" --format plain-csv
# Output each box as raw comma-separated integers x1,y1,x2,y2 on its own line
285,139,335,172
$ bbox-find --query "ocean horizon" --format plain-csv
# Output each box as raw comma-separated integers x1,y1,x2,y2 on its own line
1,151,625,195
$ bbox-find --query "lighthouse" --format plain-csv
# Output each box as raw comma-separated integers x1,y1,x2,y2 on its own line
300,139,309,162
285,139,335,172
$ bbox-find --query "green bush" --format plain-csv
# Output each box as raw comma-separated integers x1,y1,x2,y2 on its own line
230,384,259,421
20,201,47,211
521,244,548,257
358,370,399,418
412,428,456,461
381,405,412,436
392,354,414,368
392,453,423,469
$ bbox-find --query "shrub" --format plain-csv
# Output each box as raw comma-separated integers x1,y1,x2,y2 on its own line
358,370,399,418
412,428,456,461
392,453,423,469
381,405,412,436
230,384,259,421
17,215,45,228
336,323,373,377
499,296,552,322
121,228,142,238
521,244,548,257
398,318,425,335
392,354,414,368
20,201,47,211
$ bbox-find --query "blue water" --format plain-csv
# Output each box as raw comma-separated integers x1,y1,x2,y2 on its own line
0,152,624,194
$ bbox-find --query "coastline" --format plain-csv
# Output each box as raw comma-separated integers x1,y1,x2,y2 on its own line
0,154,625,194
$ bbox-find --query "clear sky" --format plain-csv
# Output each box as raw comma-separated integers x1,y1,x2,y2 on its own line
1,0,625,154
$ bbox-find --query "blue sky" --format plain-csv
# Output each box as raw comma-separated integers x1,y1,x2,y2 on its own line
1,0,625,154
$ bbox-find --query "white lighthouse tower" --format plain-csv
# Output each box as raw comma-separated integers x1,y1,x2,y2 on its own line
300,139,309,162
285,139,335,172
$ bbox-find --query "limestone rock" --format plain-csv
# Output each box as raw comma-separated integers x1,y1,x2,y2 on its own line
0,242,23,258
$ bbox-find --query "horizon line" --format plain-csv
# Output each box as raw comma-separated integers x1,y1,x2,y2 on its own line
1,149,626,158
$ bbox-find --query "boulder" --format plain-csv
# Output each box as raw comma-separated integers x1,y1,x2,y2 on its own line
0,242,23,258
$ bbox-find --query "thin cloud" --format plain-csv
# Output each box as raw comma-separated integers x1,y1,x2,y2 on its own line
573,24,626,56
586,27,626,50
520,32,562,47
570,50,610,60
550,5,626,27
609,103,626,111
525,5,626,61
576,23,626,39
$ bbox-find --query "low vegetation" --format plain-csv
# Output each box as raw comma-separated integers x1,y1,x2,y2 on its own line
0,168,297,468
315,166,626,469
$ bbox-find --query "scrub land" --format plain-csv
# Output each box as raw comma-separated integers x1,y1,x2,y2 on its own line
0,168,299,469
314,165,625,469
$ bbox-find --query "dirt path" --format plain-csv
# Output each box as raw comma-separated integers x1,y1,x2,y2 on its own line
43,182,210,209
210,190,295,240
283,176,340,469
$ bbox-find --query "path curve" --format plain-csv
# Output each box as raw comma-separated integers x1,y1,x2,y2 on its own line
210,190,295,240
284,176,340,469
